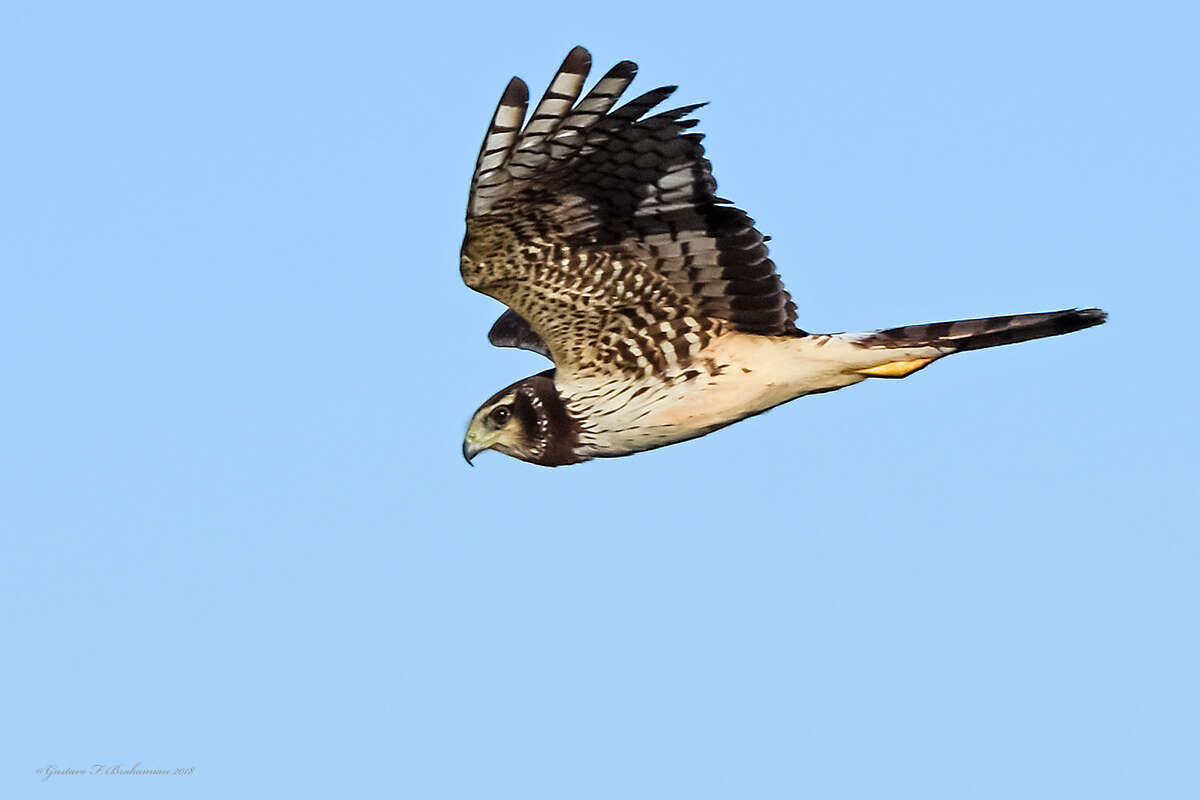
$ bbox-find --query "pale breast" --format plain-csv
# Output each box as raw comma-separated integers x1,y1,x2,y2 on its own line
560,332,872,457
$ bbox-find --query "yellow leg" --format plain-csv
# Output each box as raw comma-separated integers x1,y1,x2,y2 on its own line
855,358,935,378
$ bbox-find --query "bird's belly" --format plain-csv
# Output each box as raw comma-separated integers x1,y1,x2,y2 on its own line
566,334,868,457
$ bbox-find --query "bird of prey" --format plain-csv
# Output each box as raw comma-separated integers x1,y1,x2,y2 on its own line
460,47,1105,466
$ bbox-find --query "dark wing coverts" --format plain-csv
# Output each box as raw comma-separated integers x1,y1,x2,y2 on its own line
463,47,801,371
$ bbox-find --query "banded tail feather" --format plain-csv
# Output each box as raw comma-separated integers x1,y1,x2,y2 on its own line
859,308,1107,353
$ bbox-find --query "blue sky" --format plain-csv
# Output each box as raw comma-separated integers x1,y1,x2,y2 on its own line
4,1,1197,797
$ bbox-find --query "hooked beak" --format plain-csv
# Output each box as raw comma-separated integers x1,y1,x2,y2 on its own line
462,437,483,466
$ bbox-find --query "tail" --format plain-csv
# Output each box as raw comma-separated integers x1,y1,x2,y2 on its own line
859,308,1107,352
845,308,1106,379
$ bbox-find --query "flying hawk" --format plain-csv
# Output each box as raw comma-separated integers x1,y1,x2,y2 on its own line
460,47,1105,466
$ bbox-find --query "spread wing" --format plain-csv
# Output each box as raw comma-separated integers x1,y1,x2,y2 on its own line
462,47,803,375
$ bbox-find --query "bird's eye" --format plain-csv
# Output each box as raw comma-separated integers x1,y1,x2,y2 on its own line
488,405,512,427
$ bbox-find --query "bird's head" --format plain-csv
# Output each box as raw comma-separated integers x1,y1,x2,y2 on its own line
462,371,582,467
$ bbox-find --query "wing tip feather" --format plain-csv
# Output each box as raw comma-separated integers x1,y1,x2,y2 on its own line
561,45,592,75
500,76,529,108
609,59,638,80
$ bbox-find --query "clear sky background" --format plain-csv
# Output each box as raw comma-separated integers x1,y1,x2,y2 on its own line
4,1,1197,797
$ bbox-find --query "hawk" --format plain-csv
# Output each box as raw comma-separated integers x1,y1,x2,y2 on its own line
460,47,1105,466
